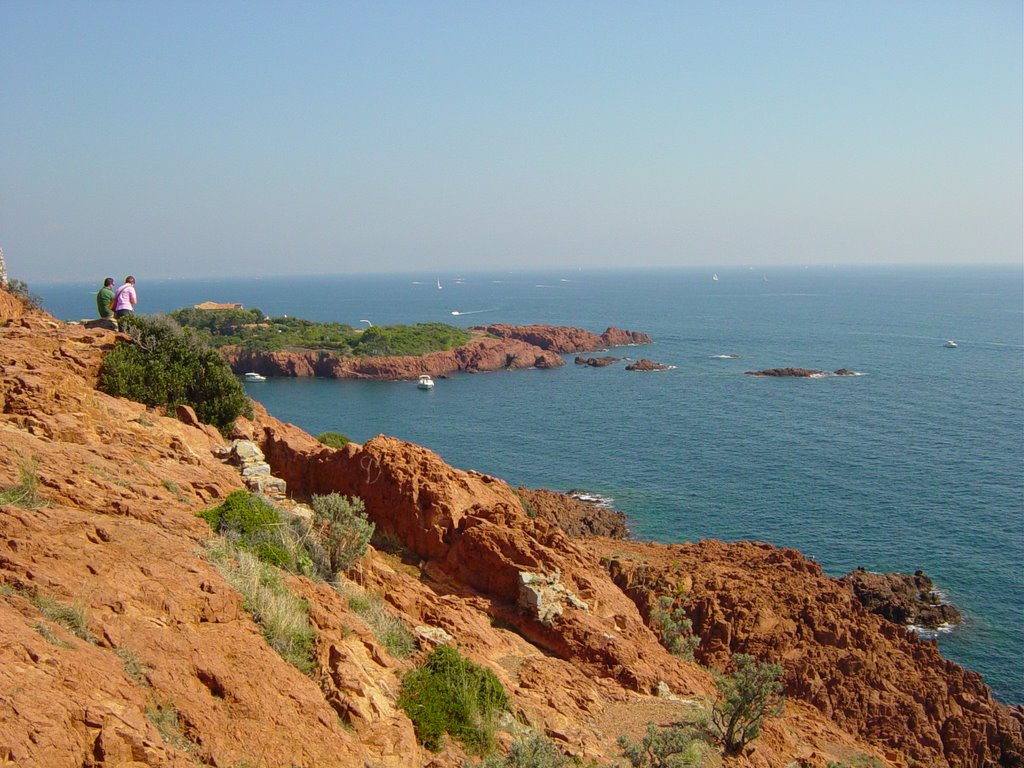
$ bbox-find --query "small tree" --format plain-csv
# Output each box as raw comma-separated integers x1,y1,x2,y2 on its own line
710,653,784,754
99,314,251,431
310,493,374,574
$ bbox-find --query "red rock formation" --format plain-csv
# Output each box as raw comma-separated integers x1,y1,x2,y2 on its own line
221,324,650,380
600,539,1023,768
475,324,651,353
841,568,962,629
223,334,564,379
515,487,628,538
574,356,622,367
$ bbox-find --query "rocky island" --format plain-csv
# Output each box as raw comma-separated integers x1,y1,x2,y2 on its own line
1,288,1021,767
746,367,858,377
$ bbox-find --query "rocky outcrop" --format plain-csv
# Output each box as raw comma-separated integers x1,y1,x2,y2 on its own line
602,539,1023,768
474,324,652,353
223,335,565,379
515,486,628,538
840,568,962,629
625,359,671,372
2,299,1021,768
745,367,858,377
574,356,622,367
222,325,651,380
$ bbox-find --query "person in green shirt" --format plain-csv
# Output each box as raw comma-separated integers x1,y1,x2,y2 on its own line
96,277,115,318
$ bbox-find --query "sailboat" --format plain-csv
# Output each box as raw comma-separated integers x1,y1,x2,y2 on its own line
437,279,442,290
712,273,719,282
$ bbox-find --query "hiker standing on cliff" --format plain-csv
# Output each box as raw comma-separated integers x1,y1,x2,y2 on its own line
112,275,137,330
96,277,115,320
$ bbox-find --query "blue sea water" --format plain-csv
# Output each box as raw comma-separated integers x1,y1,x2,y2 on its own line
36,265,1024,703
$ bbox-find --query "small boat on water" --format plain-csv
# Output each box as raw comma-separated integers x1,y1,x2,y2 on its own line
417,375,435,390
944,340,958,348
243,372,267,382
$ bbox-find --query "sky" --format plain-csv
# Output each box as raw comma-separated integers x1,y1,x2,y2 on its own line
1,1,1021,283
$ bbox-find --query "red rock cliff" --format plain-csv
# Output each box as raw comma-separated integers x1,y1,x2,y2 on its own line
222,324,651,380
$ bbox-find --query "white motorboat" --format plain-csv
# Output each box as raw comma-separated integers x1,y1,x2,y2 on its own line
944,340,958,348
244,372,267,382
417,375,435,390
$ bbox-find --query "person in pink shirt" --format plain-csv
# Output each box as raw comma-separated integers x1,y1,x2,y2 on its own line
113,275,137,330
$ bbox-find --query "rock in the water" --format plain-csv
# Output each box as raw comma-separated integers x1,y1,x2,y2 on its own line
625,359,671,372
841,568,962,629
574,356,622,367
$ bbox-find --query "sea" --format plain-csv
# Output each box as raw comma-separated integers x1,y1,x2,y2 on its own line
34,265,1024,704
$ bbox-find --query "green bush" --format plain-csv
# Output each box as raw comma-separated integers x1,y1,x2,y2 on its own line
399,645,509,753
619,723,706,768
316,431,350,449
99,314,252,431
470,734,570,767
650,596,699,660
199,491,310,575
199,490,279,537
710,654,784,754
310,493,374,574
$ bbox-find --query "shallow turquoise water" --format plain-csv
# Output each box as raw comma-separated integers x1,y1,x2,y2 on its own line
38,265,1024,702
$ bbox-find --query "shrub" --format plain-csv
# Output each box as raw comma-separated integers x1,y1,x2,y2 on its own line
470,733,570,767
399,644,508,753
649,596,699,660
199,491,318,577
2,278,44,311
618,723,706,768
316,431,350,449
710,653,784,754
199,490,278,537
99,314,251,431
310,493,374,574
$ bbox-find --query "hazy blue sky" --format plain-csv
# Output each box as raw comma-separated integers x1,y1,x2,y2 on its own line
2,1,1021,282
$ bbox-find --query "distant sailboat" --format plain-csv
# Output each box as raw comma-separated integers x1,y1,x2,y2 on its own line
712,273,719,282
437,279,442,290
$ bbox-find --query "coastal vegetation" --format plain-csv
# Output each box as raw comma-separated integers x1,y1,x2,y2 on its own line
711,654,785,754
618,722,708,767
99,314,252,432
316,431,350,448
1,277,44,311
398,644,509,753
170,306,471,356
196,490,386,675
